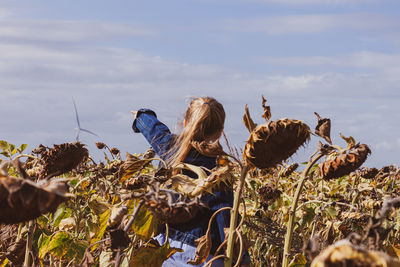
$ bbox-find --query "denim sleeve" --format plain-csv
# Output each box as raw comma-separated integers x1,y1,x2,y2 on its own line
132,108,174,158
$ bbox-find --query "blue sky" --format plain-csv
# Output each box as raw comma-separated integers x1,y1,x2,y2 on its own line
1,0,399,168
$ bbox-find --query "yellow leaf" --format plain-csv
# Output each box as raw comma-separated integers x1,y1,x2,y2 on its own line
127,200,159,241
289,253,307,267
129,239,183,267
119,159,153,183
391,244,400,260
90,209,111,250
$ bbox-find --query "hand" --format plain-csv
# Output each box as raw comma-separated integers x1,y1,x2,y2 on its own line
130,110,137,117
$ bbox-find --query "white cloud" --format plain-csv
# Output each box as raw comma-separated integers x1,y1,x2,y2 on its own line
0,19,154,43
250,0,377,4
222,14,398,35
260,51,400,81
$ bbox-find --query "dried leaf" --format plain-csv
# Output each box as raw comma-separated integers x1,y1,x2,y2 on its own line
261,95,271,122
107,206,128,229
187,231,212,265
314,112,332,145
119,156,153,183
242,104,257,133
288,253,307,267
5,238,25,266
340,133,356,150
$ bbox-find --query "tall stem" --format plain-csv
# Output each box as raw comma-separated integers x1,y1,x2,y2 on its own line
114,199,144,267
225,165,250,267
23,221,35,267
282,152,324,267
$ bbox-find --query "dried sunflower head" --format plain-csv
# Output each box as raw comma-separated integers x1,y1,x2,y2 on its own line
244,119,311,169
258,184,281,209
0,164,69,224
39,142,88,178
358,167,379,179
96,142,106,149
142,186,207,224
320,144,371,180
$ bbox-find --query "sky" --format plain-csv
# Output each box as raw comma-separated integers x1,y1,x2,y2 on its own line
1,0,399,168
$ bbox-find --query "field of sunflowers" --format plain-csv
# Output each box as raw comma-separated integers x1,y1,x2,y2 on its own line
1,97,400,267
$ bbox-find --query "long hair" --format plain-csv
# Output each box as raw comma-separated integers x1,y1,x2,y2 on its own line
166,97,225,167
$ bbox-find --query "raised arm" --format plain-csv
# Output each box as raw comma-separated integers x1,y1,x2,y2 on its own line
132,108,174,158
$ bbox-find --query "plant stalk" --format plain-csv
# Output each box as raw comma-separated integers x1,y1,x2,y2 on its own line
282,152,324,267
23,221,35,267
225,165,250,267
114,199,145,267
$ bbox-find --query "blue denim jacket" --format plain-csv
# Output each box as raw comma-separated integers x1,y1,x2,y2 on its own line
132,108,233,255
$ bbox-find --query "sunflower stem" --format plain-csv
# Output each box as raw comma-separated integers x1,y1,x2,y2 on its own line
282,151,324,267
23,221,35,267
225,165,250,267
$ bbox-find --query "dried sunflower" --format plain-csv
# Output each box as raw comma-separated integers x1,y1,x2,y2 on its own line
0,161,69,224
40,142,88,178
244,119,311,169
319,144,371,180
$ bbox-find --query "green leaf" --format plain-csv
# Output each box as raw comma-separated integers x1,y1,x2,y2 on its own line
47,231,87,261
18,144,28,153
38,233,52,258
128,200,158,241
0,151,10,157
9,144,15,153
0,140,9,151
11,148,17,155
324,206,337,220
51,204,69,227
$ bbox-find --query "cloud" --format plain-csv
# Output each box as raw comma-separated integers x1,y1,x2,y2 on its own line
0,19,154,43
222,13,398,35
249,0,377,4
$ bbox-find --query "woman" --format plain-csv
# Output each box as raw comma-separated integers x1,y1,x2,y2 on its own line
132,97,231,266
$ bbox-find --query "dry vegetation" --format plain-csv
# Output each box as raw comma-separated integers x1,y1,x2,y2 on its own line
1,97,400,267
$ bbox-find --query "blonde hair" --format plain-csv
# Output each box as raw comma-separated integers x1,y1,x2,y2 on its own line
166,97,225,167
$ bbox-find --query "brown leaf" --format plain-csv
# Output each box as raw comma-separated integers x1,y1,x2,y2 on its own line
5,238,26,266
261,95,271,122
242,104,257,133
187,232,212,265
314,112,332,145
321,221,336,245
